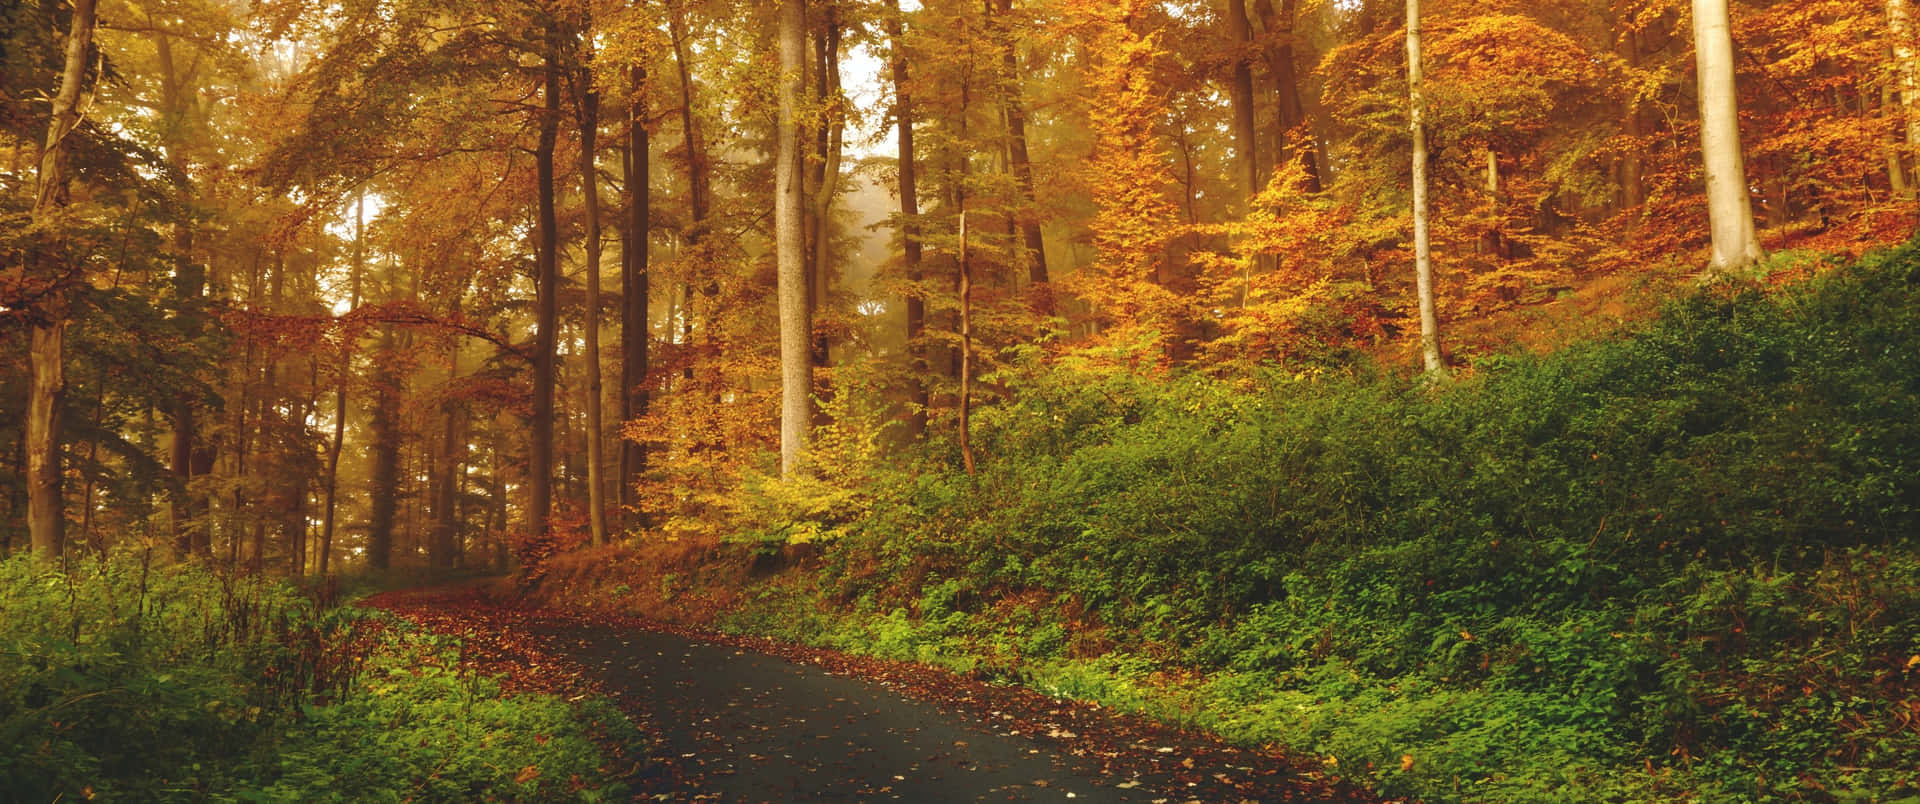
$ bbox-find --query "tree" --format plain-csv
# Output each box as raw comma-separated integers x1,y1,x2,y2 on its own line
576,52,609,547
26,0,100,557
988,0,1051,312
530,22,563,542
619,63,650,529
1225,0,1261,203
886,0,930,440
1690,0,1763,272
1889,0,1918,194
776,0,812,476
1407,0,1443,377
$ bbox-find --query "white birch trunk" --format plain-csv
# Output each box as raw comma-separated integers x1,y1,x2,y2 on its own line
1407,0,1444,378
1891,0,1920,189
1691,0,1764,272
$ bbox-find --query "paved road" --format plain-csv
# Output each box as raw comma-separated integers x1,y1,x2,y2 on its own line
536,623,1161,803
370,587,1363,803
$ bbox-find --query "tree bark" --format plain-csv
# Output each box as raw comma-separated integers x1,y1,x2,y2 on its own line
530,37,562,538
1253,0,1321,190
957,211,975,475
776,0,812,476
429,290,466,570
1618,25,1646,210
156,25,212,561
620,65,651,529
887,0,929,440
1226,0,1260,203
578,70,610,547
808,5,846,370
27,0,99,557
318,196,363,577
1407,0,1444,378
367,322,400,571
1691,0,1764,272
989,0,1051,312
1890,0,1919,194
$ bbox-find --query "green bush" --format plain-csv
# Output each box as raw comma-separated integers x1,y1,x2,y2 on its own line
0,552,636,802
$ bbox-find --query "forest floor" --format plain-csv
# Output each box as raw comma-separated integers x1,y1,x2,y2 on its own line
364,584,1380,803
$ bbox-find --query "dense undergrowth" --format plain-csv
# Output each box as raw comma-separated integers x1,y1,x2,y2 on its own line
682,245,1920,802
0,553,637,802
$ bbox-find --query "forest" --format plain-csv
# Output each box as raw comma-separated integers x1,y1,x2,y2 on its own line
3,0,1919,800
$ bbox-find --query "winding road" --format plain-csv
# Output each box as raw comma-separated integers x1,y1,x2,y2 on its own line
370,587,1370,803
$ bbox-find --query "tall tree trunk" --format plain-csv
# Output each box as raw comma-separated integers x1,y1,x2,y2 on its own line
668,4,714,398
669,6,711,236
429,292,466,570
26,0,98,557
619,65,650,529
531,40,562,536
776,0,812,476
887,0,929,440
989,0,1051,312
957,211,975,475
1226,0,1260,202
578,70,610,547
1253,0,1321,190
367,323,400,571
318,196,363,576
807,5,845,370
1890,0,1919,194
1618,26,1646,210
156,28,212,561
1407,0,1444,378
1691,0,1764,272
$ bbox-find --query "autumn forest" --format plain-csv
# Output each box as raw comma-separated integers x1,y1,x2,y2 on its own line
4,0,1920,800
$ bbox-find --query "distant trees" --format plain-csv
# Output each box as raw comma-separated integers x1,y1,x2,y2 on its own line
6,0,1914,569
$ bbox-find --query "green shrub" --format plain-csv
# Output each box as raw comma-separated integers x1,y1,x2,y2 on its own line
0,552,637,802
735,241,1920,801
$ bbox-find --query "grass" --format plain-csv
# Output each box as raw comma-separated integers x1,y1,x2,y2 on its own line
0,551,638,802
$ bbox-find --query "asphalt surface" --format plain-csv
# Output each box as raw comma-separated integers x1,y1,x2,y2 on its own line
535,622,1163,803
369,586,1367,803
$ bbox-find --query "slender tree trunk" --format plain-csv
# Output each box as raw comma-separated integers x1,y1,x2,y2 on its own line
1226,0,1260,202
887,0,929,440
808,6,845,370
26,0,98,557
156,29,211,561
429,292,465,570
776,0,812,476
988,0,1051,312
578,70,609,547
1619,26,1646,210
368,323,399,571
1407,0,1443,378
957,211,975,475
1691,0,1764,272
318,197,362,576
668,5,715,403
619,65,650,529
669,8,711,236
531,40,562,536
1890,0,1919,194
